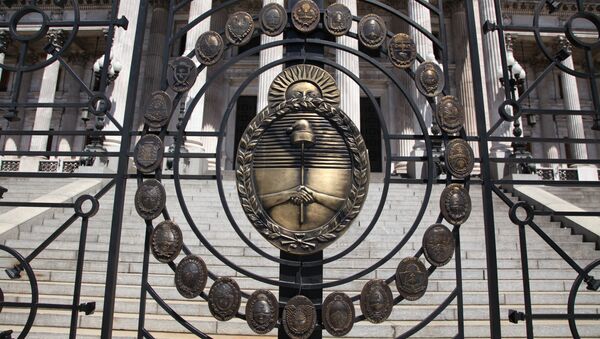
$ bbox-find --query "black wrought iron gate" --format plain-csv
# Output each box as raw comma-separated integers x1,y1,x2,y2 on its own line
0,1,598,338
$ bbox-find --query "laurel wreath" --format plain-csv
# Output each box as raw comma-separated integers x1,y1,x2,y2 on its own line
236,97,369,252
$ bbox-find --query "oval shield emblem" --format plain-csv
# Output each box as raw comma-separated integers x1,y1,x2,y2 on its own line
237,65,369,255
144,91,172,129
323,292,354,336
423,224,455,267
225,11,254,46
440,184,472,226
150,220,183,263
360,279,393,324
246,289,279,334
208,277,241,321
395,257,428,301
134,134,164,173
283,295,317,339
174,254,208,299
135,179,166,220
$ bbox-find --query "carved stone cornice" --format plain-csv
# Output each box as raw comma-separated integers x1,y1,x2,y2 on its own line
1,0,112,9
502,1,600,16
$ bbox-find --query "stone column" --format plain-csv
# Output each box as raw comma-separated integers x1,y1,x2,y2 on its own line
534,64,560,164
453,6,480,174
479,0,512,178
0,30,12,153
408,0,434,178
29,30,65,152
135,0,169,131
558,37,588,162
257,0,284,113
58,52,87,153
0,31,9,84
104,0,144,153
335,0,360,127
181,0,212,174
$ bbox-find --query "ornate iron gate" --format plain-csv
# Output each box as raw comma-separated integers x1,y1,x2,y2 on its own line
0,1,597,338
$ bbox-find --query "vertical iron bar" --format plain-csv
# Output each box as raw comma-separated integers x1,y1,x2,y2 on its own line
454,228,465,338
100,2,149,338
585,49,600,129
463,0,502,337
517,224,534,339
69,216,89,339
160,0,176,91
279,3,324,338
438,0,450,90
136,221,153,339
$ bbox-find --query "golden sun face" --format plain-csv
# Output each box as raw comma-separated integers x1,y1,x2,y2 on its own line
268,64,340,108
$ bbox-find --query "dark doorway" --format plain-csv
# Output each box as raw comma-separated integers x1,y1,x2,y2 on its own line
233,96,257,167
360,97,382,172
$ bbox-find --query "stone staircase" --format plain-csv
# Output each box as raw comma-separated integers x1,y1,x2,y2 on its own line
0,176,598,338
539,186,600,212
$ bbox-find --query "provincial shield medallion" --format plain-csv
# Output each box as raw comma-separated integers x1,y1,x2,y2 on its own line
225,11,255,46
236,64,369,255
283,295,317,339
323,292,354,336
395,257,428,301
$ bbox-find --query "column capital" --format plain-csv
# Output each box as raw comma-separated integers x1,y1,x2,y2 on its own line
557,35,572,53
47,29,66,51
505,33,516,52
0,31,11,54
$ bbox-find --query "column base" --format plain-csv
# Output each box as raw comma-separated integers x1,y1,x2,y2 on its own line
576,166,599,181
489,148,511,180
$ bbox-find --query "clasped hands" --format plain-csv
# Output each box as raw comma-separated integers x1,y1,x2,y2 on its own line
288,185,315,205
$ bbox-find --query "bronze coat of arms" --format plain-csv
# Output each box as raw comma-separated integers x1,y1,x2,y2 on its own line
236,65,369,255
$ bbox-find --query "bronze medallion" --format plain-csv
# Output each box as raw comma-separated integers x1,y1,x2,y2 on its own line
260,3,287,37
144,91,172,129
226,11,255,46
208,277,241,321
440,184,472,226
167,56,198,93
388,33,416,69
395,257,428,301
324,4,352,37
415,61,445,97
323,292,354,337
238,65,368,255
446,138,474,179
150,220,183,263
135,179,166,220
360,279,393,324
194,31,224,66
436,96,465,134
358,14,386,49
423,224,455,267
134,134,164,173
292,0,320,33
283,295,317,339
175,254,208,299
246,289,279,334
